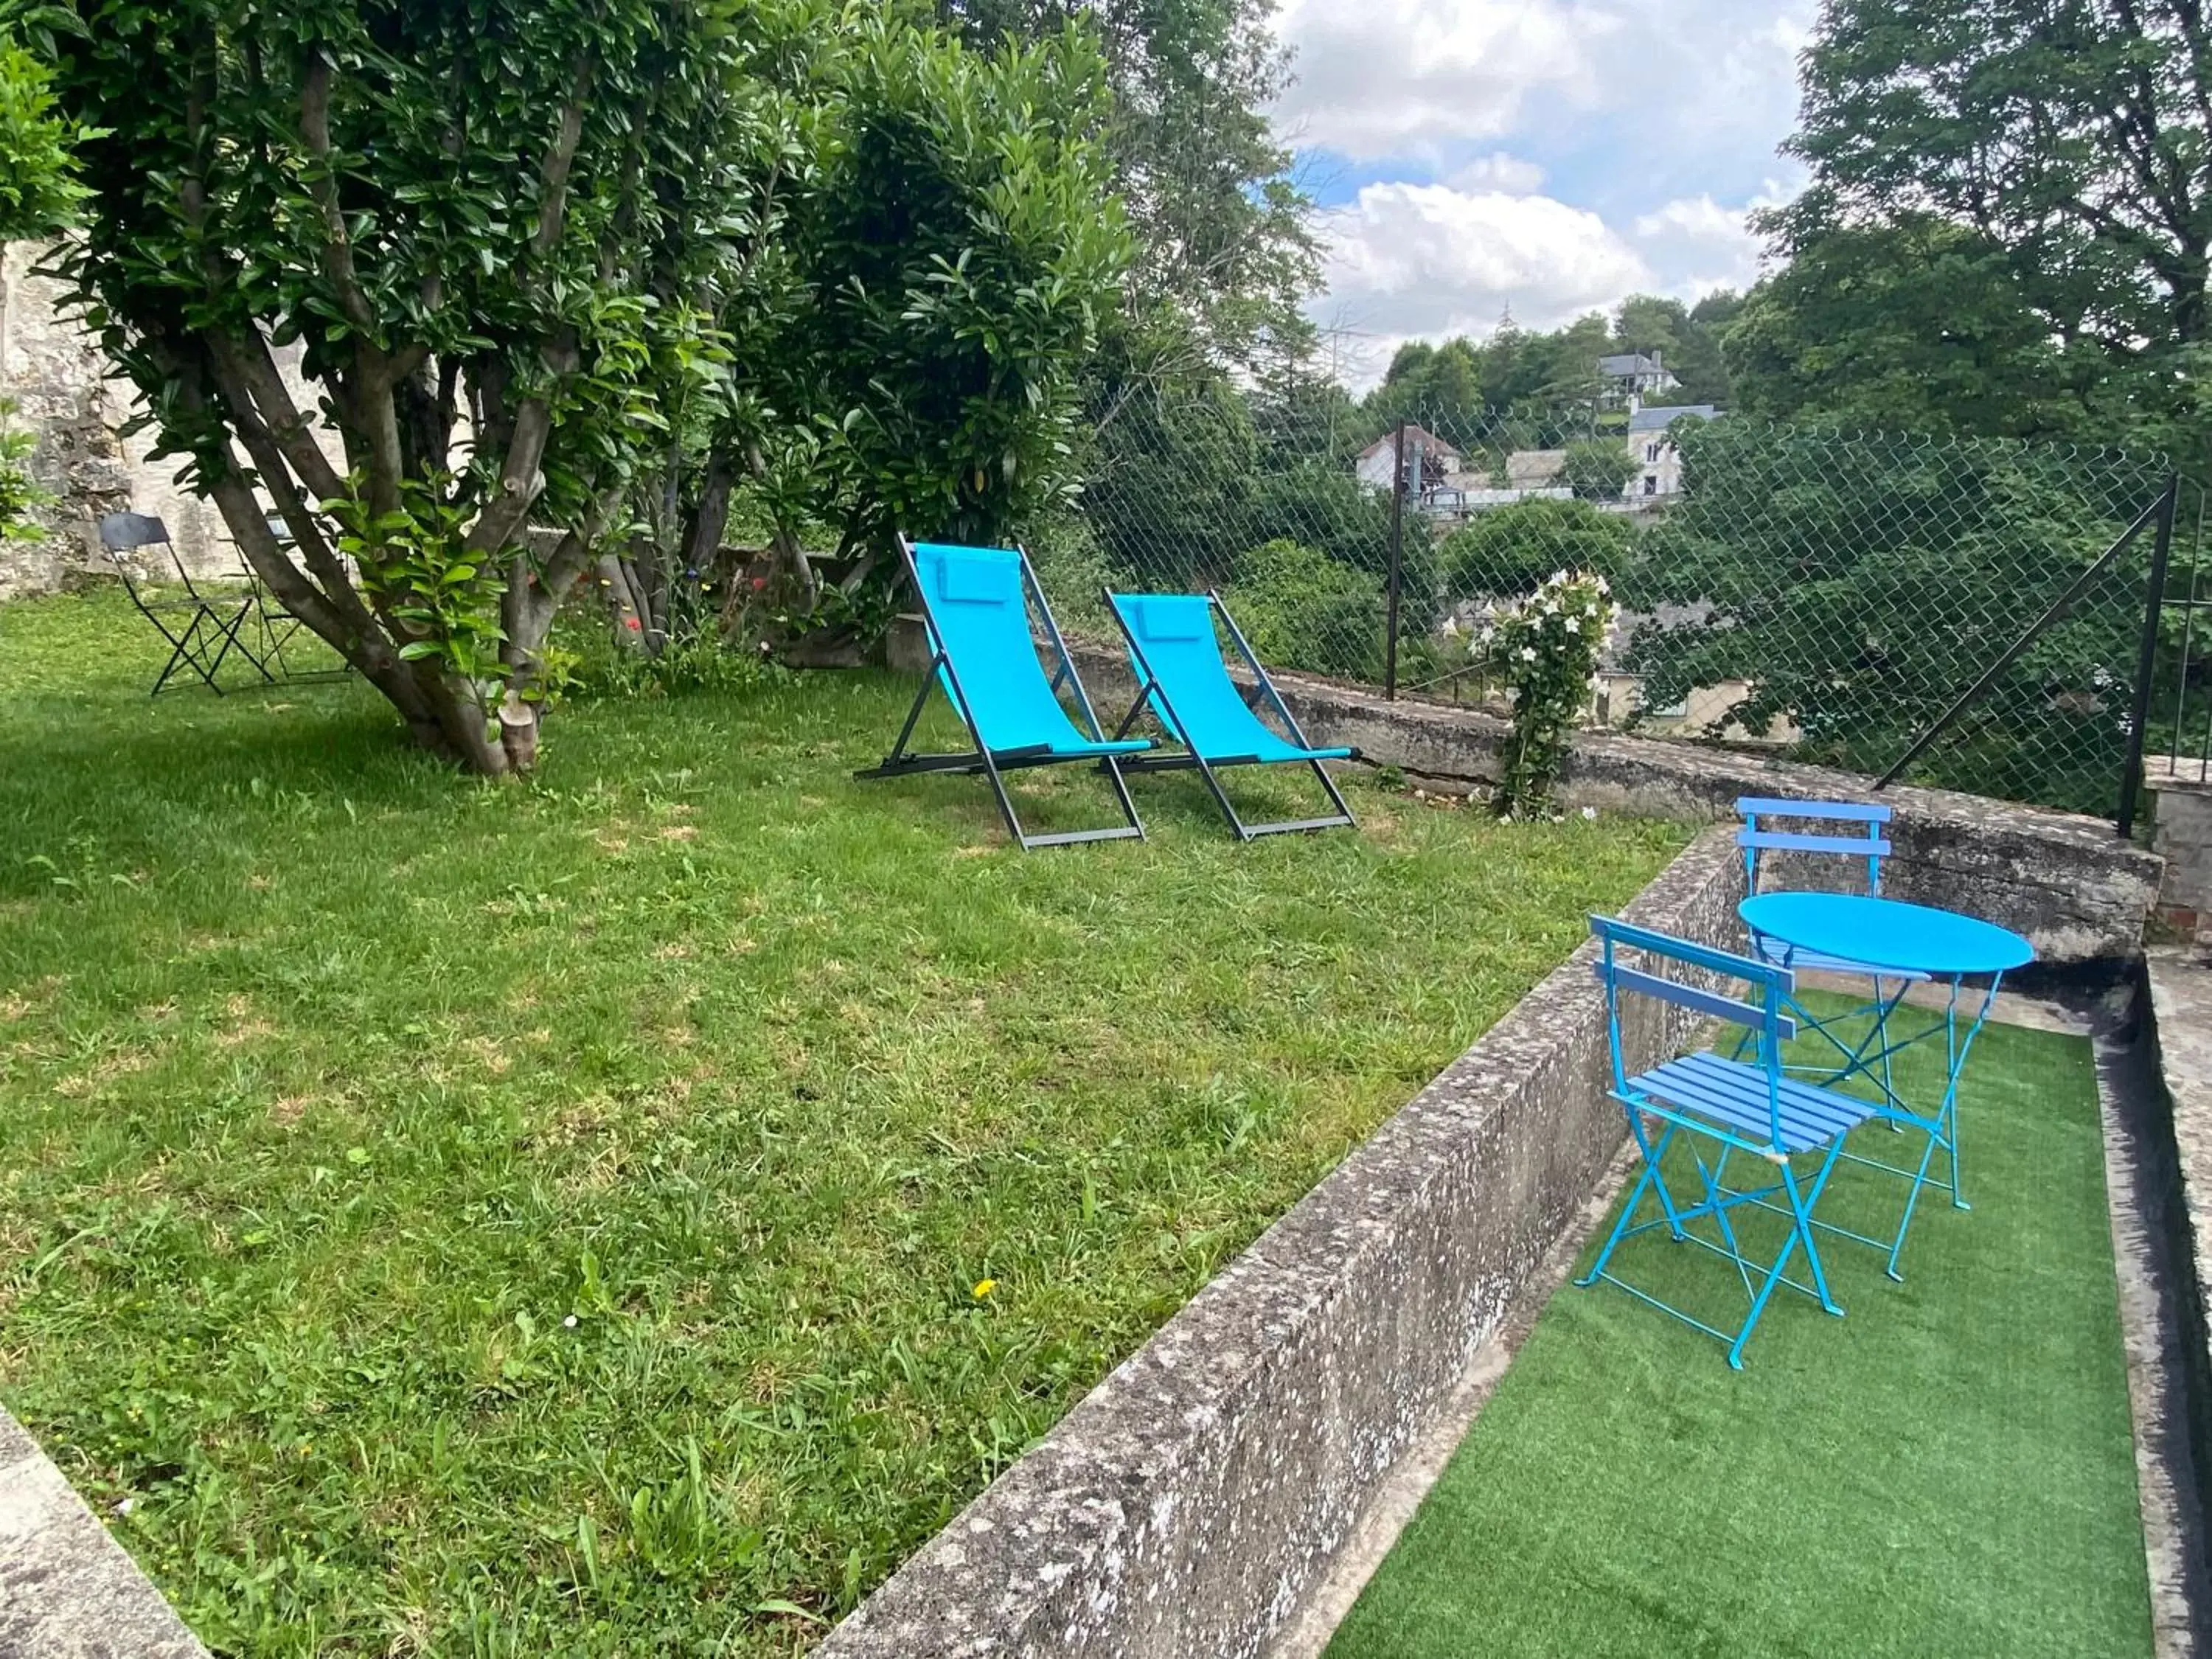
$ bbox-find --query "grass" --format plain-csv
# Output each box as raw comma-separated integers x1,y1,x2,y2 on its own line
1324,1005,2153,1659
0,591,1688,1657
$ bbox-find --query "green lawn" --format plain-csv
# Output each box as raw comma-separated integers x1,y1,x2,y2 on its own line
1326,1007,2152,1659
0,591,1687,1657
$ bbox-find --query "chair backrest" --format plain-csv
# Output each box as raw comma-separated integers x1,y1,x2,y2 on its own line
1109,593,1245,746
96,511,186,609
1590,914,1798,1142
904,540,1103,755
1736,797,1892,897
97,511,170,554
1108,589,1321,757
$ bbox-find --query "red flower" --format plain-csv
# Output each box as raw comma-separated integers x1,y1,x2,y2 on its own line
625,615,642,630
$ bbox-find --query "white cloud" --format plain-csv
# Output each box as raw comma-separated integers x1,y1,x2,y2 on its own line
1631,183,1798,297
1273,0,1812,174
1314,183,1652,388
1272,0,1600,162
1313,182,1788,392
1447,152,1548,194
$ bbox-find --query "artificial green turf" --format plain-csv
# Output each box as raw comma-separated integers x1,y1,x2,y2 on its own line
0,591,1687,1657
1324,1009,2153,1659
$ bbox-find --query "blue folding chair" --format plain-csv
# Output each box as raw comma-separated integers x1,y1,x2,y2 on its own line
857,538,1151,850
1736,798,1927,1088
1580,916,1883,1368
1104,589,1358,840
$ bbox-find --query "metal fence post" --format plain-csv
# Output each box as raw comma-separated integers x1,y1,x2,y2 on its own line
2115,473,2180,840
1385,420,1405,700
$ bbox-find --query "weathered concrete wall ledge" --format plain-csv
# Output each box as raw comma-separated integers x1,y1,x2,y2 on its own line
1066,641,2160,972
0,1402,210,1658
816,830,1746,1659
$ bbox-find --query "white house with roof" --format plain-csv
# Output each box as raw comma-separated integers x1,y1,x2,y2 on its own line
1626,403,1719,498
1598,351,1680,406
1354,425,1464,494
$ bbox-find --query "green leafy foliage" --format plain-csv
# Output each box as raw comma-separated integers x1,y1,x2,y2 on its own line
797,16,1129,552
1223,536,1386,681
1439,499,1635,600
0,32,84,242
1559,439,1636,501
941,1,1320,392
1757,0,2212,469
1619,418,2165,812
41,0,791,771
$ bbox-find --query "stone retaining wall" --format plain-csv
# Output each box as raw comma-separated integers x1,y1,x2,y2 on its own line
815,829,1745,1659
1068,641,2160,972
0,1403,209,1658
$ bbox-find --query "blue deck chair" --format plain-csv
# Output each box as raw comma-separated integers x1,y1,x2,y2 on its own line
1104,590,1358,840
1581,915,1882,1368
856,538,1151,850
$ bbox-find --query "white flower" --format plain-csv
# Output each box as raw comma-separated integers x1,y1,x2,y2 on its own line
1563,616,1580,635
1519,646,1537,662
1550,569,1568,585
1440,618,1461,638
1593,576,1610,594
1541,600,1559,615
1581,806,1598,821
563,1314,579,1329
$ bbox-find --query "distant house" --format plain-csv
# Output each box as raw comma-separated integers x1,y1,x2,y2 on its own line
1354,425,1463,494
1598,350,1680,406
1504,449,1568,490
1625,403,1719,498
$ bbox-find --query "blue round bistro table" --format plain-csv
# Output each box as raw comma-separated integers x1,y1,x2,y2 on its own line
1738,891,2034,1276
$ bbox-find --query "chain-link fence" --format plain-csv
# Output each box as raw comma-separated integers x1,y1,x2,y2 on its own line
1030,394,2183,819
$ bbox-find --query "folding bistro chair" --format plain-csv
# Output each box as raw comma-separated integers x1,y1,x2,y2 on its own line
1104,590,1357,840
99,511,270,696
1735,799,1948,1223
856,538,1151,850
1580,915,1882,1368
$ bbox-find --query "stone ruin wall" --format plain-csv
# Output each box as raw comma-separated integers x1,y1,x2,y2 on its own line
0,243,263,599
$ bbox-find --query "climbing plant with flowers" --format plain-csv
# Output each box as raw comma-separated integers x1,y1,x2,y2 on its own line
1492,570,1615,818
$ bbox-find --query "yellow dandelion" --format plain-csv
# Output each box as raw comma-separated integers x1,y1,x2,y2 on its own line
972,1279,996,1299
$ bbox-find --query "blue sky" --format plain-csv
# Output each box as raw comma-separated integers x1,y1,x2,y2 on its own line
1267,0,1819,389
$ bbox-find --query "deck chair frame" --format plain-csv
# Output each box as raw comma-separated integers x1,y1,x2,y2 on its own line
856,537,1145,851
99,511,271,697
1580,914,1882,1369
1105,588,1357,841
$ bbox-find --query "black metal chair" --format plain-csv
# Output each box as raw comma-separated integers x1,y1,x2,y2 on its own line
97,511,270,696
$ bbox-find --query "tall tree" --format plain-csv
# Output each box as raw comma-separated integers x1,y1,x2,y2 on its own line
1776,0,2212,458
1725,218,2090,438
936,0,1318,400
671,11,1129,627
44,0,778,773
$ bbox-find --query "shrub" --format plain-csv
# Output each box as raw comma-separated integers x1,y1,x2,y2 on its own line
1439,498,1635,600
1224,538,1386,682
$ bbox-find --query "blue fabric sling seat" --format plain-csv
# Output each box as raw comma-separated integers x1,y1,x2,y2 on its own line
1105,590,1358,838
919,545,1150,761
856,540,1150,852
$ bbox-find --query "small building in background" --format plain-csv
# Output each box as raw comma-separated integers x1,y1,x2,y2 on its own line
1354,425,1464,494
1598,350,1680,407
1624,403,1719,498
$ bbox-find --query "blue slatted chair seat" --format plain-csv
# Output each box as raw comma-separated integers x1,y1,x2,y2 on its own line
1631,1051,1880,1155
